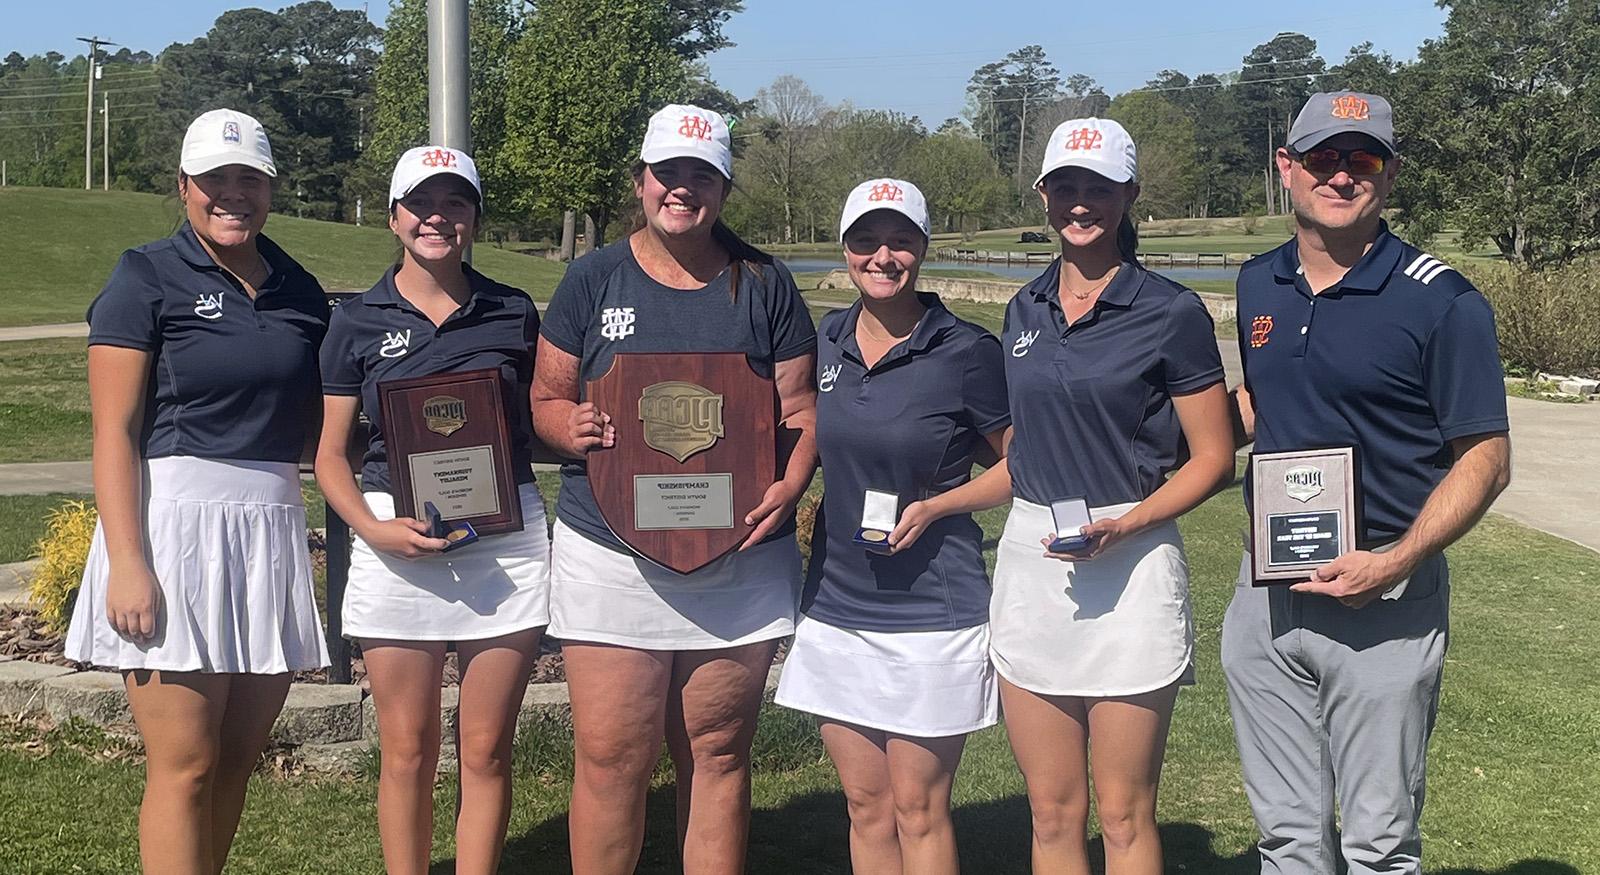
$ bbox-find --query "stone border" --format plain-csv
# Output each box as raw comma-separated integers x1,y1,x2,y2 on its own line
0,653,783,775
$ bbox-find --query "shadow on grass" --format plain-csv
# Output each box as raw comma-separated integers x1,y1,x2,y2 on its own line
438,786,1583,875
1437,864,1581,875
473,786,1260,874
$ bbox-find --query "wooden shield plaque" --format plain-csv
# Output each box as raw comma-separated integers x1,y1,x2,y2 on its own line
378,368,524,537
587,352,776,574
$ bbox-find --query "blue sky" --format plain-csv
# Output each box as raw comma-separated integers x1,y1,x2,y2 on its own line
9,1,1449,123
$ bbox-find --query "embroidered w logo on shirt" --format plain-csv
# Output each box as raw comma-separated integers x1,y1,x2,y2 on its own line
379,329,412,358
819,364,842,392
193,293,223,320
1012,330,1040,358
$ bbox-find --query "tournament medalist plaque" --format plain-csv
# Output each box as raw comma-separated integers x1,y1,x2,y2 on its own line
378,368,524,537
587,352,776,574
1250,447,1357,584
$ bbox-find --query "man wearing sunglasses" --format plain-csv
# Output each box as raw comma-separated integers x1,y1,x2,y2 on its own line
1222,91,1513,874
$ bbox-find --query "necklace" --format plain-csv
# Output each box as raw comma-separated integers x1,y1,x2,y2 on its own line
1061,268,1117,301
857,321,914,344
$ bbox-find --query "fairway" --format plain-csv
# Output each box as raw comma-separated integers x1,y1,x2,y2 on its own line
0,187,567,327
1,490,1594,873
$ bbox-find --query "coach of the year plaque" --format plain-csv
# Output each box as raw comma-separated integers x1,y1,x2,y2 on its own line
378,367,524,537
586,352,777,575
1250,447,1357,584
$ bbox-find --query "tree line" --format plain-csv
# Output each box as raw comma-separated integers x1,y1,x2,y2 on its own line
0,0,1594,266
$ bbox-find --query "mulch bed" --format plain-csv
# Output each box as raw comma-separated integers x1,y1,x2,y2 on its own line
5,612,784,690
7,528,789,687
1,605,67,666
2,603,569,687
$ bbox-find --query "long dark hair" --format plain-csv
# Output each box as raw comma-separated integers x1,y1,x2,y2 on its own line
629,160,770,298
1116,212,1139,263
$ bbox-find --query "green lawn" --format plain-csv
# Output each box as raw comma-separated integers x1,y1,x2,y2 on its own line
0,493,94,564
2,490,1595,873
0,338,92,463
0,187,568,327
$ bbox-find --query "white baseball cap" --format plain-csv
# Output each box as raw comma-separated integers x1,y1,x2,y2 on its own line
1034,117,1138,188
389,146,482,206
838,178,930,241
180,108,276,177
639,104,733,179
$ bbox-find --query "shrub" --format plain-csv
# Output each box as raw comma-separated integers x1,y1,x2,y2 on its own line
1470,260,1600,380
28,500,98,633
793,492,821,562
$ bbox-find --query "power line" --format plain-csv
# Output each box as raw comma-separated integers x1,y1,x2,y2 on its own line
712,17,1357,67
0,82,160,100
0,70,158,93
0,102,156,117
4,113,156,130
1129,70,1340,94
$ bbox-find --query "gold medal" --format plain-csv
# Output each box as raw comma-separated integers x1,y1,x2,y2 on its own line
861,530,888,543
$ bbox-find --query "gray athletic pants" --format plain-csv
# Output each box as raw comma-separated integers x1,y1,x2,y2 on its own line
1220,553,1449,874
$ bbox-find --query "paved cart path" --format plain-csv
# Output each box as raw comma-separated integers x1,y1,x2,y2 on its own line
2,320,1594,553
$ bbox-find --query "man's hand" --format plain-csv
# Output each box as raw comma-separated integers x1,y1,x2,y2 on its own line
1290,550,1411,609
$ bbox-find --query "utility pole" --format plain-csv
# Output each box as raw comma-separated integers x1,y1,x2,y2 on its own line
427,0,470,152
427,0,470,259
1015,91,1030,190
76,36,116,191
1264,115,1274,215
102,95,109,190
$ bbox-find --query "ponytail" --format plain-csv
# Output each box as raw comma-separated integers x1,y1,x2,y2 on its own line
711,219,771,299
1116,214,1139,263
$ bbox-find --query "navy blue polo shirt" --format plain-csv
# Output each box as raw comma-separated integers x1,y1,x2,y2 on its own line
1002,260,1225,507
85,222,328,463
320,265,541,493
1238,223,1508,552
540,240,818,553
803,294,1009,632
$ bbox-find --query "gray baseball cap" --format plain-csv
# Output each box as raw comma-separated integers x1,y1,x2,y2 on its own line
1288,92,1397,155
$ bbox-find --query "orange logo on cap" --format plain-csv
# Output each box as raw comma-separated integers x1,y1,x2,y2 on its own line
1064,128,1103,151
1249,315,1274,349
1330,95,1370,120
421,148,457,168
866,182,903,202
678,115,713,141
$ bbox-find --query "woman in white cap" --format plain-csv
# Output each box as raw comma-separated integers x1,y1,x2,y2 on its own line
773,179,1010,874
992,118,1234,872
532,103,817,873
65,108,329,874
315,146,550,875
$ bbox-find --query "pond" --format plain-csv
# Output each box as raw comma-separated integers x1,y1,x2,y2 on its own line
782,258,1240,285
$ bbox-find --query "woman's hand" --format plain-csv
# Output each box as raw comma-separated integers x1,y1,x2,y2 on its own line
106,563,162,643
567,401,614,455
1039,515,1137,562
360,518,449,560
888,497,947,554
740,479,806,551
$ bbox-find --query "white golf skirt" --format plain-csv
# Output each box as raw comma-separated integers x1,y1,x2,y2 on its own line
65,456,329,674
776,615,999,737
342,483,551,642
989,499,1194,697
547,519,800,650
